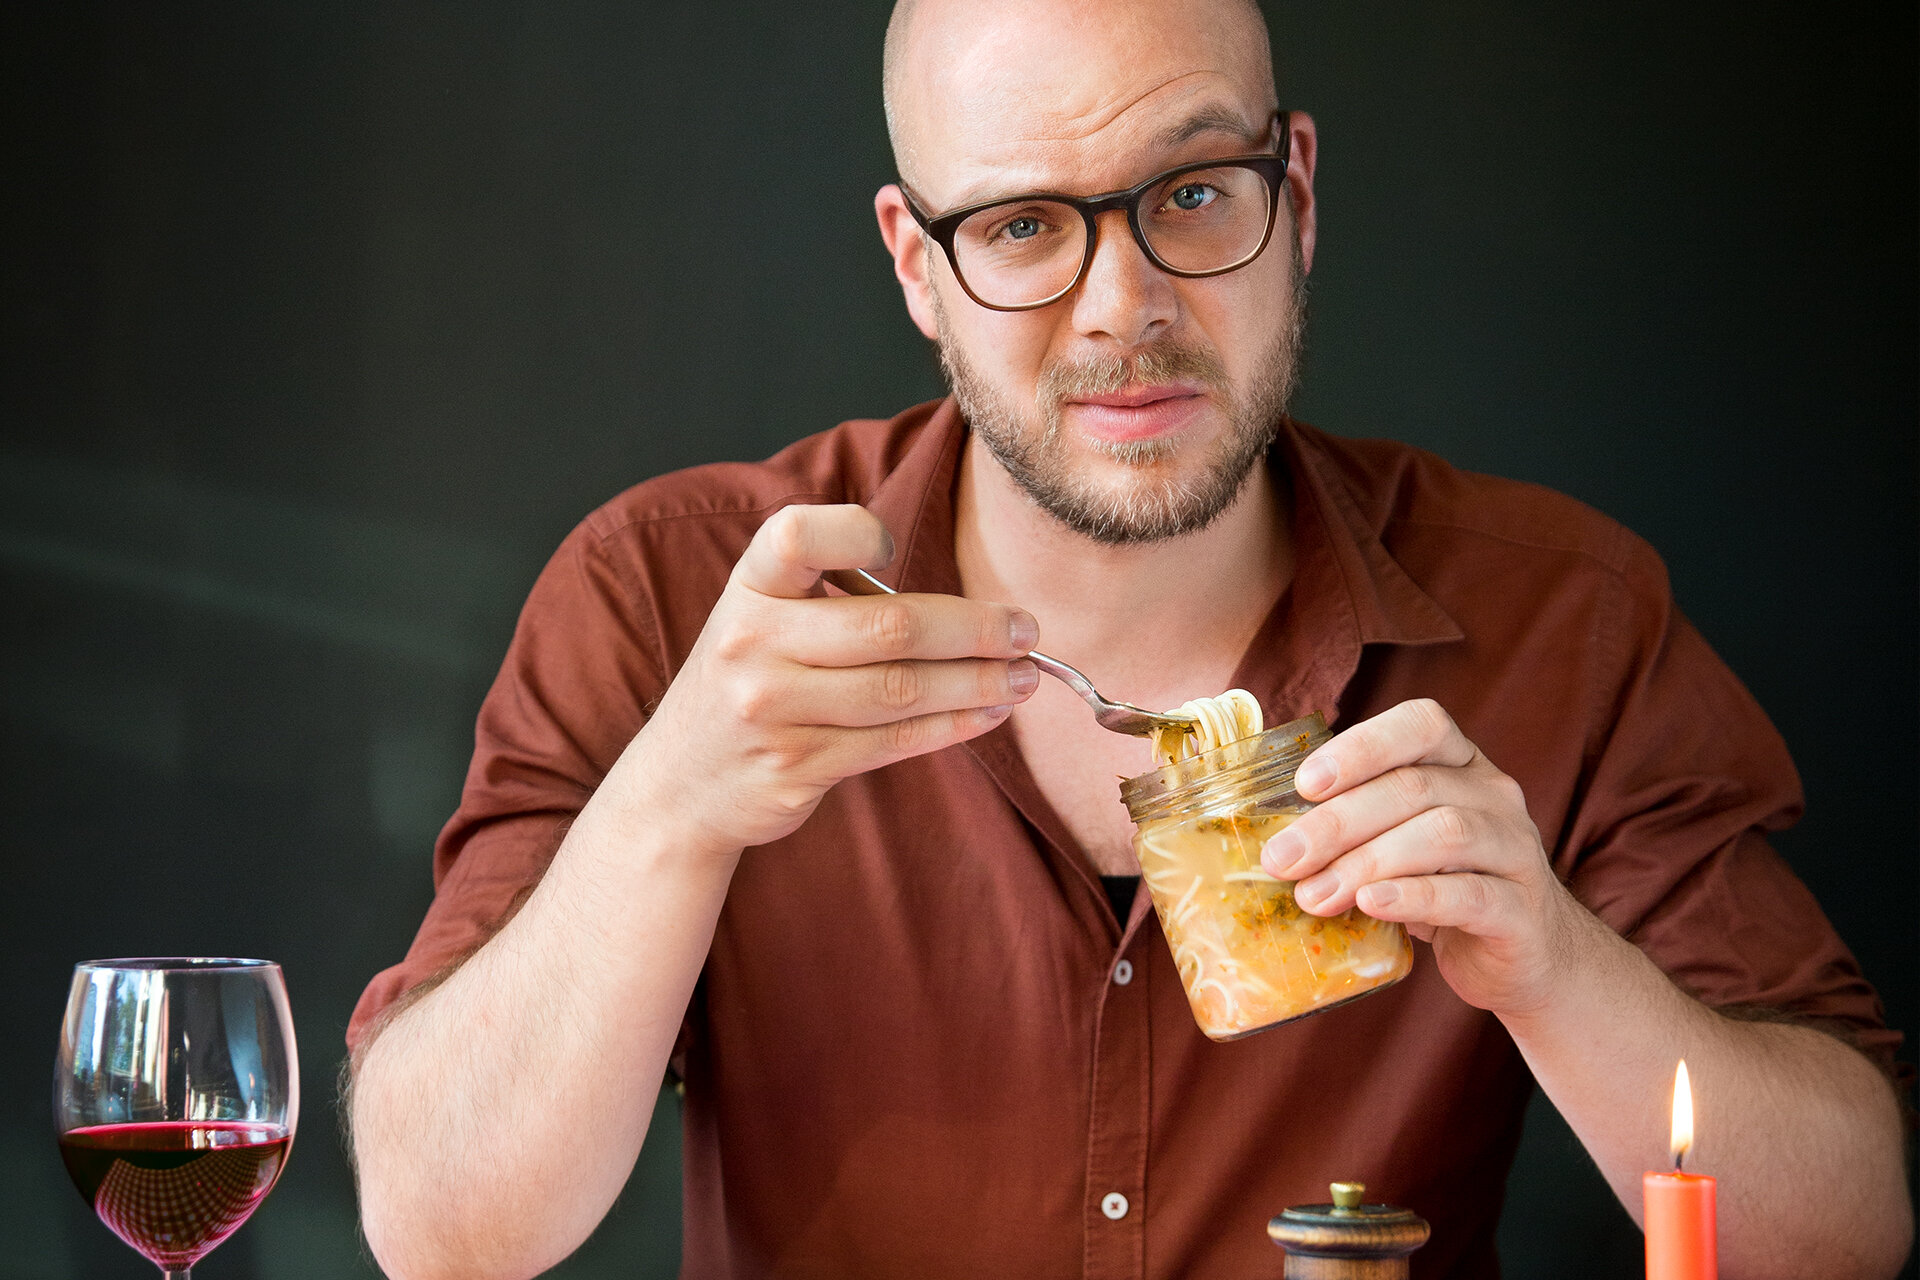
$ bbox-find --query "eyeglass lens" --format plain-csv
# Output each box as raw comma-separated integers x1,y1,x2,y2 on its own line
949,164,1275,308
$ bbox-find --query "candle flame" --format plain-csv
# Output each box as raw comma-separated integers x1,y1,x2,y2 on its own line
1669,1059,1693,1168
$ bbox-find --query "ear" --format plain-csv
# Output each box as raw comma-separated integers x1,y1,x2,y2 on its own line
875,184,941,341
1283,112,1319,275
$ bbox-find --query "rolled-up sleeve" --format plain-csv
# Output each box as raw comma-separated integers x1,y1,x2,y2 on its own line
347,515,665,1055
1560,535,1902,1078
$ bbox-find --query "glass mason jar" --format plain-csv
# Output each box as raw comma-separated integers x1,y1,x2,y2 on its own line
1120,712,1413,1041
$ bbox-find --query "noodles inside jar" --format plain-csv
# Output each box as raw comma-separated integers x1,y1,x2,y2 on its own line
1127,699,1412,1039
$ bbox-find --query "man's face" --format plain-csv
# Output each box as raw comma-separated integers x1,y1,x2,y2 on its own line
933,237,1306,544
881,0,1316,544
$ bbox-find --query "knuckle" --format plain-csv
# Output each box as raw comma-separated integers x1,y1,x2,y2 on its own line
1406,697,1452,744
980,660,1011,704
1388,765,1433,810
1460,875,1498,916
752,732,809,777
730,675,776,725
981,607,1013,654
709,610,763,663
1326,730,1380,783
880,714,928,757
763,506,811,566
710,626,753,665
878,661,924,712
1493,772,1527,811
1427,804,1471,851
864,600,919,656
1308,804,1344,853
766,782,819,824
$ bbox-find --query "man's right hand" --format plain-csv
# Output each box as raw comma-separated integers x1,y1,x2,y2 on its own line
621,503,1039,857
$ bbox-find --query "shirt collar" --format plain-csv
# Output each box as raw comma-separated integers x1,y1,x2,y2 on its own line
1255,418,1462,728
862,399,1463,729
863,397,968,598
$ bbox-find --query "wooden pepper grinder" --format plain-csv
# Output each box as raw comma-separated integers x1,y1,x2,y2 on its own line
1267,1181,1430,1279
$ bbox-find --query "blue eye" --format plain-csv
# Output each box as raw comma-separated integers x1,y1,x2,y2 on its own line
1169,184,1215,211
1005,217,1041,240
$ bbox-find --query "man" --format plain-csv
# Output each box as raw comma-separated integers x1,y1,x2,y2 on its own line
346,1,1912,1276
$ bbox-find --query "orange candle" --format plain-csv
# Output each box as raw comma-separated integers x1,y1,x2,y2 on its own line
1644,1060,1716,1280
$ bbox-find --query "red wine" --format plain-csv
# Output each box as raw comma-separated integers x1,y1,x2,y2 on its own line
59,1121,291,1270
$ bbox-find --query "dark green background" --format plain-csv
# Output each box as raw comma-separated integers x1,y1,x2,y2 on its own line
3,2,1913,1277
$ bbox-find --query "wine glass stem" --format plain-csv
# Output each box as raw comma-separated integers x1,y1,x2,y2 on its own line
162,1270,191,1280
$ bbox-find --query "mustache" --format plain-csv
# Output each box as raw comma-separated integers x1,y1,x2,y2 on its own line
1034,339,1228,407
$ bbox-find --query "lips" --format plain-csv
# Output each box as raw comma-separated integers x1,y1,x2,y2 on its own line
1062,383,1208,443
1070,382,1205,409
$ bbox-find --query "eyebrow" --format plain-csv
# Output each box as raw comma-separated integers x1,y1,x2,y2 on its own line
1152,104,1262,150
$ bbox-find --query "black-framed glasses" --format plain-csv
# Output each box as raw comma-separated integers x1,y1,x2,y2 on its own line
905,110,1292,311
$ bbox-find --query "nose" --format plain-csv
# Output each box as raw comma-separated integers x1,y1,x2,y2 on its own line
1069,209,1177,348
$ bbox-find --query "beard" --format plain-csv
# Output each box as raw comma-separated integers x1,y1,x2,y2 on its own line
934,240,1308,545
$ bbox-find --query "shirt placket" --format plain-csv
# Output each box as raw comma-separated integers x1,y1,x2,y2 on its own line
1082,915,1152,1279
957,715,1162,1279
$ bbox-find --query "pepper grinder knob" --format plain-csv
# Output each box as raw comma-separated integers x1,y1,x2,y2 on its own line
1268,1181,1430,1280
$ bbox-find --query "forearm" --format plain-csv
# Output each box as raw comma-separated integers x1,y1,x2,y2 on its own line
1502,909,1912,1280
1264,701,1911,1276
346,505,1034,1279
350,749,739,1280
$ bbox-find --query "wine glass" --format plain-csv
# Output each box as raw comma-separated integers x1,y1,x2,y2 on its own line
55,958,299,1280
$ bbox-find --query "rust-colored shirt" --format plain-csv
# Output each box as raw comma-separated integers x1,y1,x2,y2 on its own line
349,399,1898,1279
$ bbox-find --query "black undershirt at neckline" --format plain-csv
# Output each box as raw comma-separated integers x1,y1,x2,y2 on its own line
1100,874,1140,925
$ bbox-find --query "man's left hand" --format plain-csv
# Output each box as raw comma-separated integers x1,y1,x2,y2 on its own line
1260,698,1593,1019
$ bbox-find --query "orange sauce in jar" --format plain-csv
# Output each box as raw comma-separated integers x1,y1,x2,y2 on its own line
1123,709,1412,1041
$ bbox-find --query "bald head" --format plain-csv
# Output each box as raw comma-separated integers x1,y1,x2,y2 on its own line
883,0,1277,199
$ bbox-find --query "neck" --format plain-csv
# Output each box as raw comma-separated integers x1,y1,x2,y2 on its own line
953,432,1293,702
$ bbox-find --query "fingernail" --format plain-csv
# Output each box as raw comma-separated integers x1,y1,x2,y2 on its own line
876,528,897,568
1009,610,1039,651
1360,882,1399,910
1008,659,1039,696
1263,829,1303,877
1296,872,1335,910
984,704,1013,720
1296,754,1335,796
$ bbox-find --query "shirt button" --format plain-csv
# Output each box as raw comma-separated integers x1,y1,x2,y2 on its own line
1100,1191,1129,1220
1112,959,1134,986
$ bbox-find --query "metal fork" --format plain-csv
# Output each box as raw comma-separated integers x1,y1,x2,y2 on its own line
823,567,1198,738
